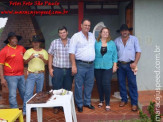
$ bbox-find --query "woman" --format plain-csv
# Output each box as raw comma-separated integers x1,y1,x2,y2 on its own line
94,27,117,111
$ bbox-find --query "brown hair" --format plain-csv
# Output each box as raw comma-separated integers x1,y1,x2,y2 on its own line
97,27,111,42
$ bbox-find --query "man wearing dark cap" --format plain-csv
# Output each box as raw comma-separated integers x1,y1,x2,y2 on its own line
23,35,48,115
0,32,26,108
114,24,141,111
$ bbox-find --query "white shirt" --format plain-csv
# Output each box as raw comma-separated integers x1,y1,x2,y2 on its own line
69,31,95,61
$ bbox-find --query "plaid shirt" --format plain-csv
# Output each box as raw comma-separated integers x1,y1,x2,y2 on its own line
48,38,71,68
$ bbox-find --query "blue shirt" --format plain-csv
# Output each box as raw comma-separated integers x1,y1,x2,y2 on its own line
69,31,95,61
114,35,141,62
94,40,117,69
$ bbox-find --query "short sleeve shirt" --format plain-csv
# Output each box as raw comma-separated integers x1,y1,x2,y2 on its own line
23,48,48,72
114,35,141,62
0,44,26,76
48,38,71,68
69,31,95,61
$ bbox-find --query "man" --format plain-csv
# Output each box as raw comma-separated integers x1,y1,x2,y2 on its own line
23,35,48,115
0,32,26,108
69,18,96,112
48,26,73,113
114,24,141,111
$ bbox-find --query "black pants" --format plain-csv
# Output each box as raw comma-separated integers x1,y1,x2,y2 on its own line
95,68,112,105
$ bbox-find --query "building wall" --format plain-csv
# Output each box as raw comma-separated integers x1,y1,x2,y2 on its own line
35,15,120,50
85,14,120,41
119,1,130,26
0,15,33,49
134,0,163,90
35,15,78,50
0,14,37,50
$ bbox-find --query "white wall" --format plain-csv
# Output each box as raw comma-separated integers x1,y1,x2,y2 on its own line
134,0,163,90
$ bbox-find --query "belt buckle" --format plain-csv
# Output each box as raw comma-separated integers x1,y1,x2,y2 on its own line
34,71,39,73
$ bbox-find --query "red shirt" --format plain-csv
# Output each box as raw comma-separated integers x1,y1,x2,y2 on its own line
0,44,26,76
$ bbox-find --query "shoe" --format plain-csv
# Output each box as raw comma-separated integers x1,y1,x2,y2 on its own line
77,107,83,112
84,104,95,110
131,105,138,111
53,107,60,114
105,106,111,111
119,101,127,107
98,102,103,108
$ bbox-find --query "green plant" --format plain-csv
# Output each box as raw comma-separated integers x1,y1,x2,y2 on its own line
139,109,150,122
139,101,161,122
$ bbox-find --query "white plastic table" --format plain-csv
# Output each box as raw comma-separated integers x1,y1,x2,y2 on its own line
26,91,77,122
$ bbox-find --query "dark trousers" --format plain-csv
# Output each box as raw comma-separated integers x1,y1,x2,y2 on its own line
117,62,138,105
52,67,73,91
95,68,112,106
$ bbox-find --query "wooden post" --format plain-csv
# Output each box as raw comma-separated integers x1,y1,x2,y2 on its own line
78,2,84,31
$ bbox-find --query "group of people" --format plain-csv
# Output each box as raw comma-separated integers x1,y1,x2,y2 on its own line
0,18,141,115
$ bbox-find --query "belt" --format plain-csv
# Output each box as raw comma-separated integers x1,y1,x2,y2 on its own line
52,66,71,69
118,61,134,64
28,70,44,74
77,60,94,64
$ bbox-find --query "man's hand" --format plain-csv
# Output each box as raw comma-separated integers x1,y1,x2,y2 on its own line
49,68,54,77
1,78,7,87
30,53,35,59
38,54,44,60
72,65,77,75
130,62,137,69
24,53,35,64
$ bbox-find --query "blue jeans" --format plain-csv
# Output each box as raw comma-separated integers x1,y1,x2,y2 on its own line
23,73,44,113
95,68,112,106
74,61,94,107
5,75,25,108
117,62,138,105
52,67,73,91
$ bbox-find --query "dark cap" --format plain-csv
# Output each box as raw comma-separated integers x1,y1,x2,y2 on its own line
4,32,22,44
30,35,44,42
117,24,133,33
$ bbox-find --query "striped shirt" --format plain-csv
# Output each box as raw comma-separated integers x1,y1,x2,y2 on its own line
48,38,71,68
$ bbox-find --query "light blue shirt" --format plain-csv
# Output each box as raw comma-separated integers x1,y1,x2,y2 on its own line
94,40,117,69
69,31,95,61
114,35,141,62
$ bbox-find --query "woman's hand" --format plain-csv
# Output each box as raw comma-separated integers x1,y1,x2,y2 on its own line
113,63,117,73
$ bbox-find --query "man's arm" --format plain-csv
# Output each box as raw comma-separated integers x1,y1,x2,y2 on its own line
131,37,141,68
134,52,141,64
48,54,54,77
24,53,34,64
0,64,7,87
130,52,141,69
70,53,77,75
